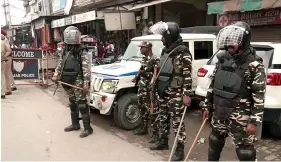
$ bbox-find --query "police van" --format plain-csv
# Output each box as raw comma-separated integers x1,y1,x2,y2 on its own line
88,27,221,130
195,42,281,138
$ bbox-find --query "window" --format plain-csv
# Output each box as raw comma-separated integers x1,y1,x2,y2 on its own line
194,41,213,60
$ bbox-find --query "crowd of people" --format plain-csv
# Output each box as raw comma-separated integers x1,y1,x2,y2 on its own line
1,29,17,99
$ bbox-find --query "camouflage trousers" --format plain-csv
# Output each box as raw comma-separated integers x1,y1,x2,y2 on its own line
211,108,257,147
62,78,89,118
157,89,186,144
137,86,159,134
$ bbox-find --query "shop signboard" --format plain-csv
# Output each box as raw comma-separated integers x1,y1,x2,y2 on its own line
72,10,96,24
53,0,67,12
64,16,72,26
51,18,65,28
217,8,281,27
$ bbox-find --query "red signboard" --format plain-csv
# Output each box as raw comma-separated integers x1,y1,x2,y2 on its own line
217,8,281,27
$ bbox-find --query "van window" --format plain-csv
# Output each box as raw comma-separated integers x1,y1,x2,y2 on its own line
194,41,213,60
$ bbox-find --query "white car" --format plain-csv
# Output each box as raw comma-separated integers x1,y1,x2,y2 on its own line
195,42,281,138
88,33,219,130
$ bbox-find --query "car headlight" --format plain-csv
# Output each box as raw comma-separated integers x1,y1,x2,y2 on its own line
100,80,118,93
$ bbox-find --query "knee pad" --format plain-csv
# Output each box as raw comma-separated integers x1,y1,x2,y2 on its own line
77,101,89,114
236,145,256,161
208,130,226,161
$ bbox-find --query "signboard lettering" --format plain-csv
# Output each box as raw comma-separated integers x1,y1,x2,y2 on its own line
12,48,42,59
12,59,39,80
217,8,281,27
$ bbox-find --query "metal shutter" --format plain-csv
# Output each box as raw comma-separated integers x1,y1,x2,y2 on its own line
251,25,281,42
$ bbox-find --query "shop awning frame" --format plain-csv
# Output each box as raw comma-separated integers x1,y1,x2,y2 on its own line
128,0,172,11
207,0,281,15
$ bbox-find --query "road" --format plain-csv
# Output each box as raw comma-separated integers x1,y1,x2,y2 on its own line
1,83,163,161
1,82,281,161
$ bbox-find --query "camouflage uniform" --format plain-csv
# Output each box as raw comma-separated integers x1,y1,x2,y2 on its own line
134,42,160,141
149,22,192,161
53,26,92,138
202,22,266,161
154,42,192,143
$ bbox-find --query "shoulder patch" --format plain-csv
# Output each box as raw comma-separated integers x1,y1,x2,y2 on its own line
249,60,262,68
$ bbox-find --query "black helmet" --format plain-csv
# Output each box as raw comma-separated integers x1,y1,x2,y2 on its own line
231,21,251,49
162,22,180,46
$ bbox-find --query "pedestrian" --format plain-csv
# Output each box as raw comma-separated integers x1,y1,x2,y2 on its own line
131,41,160,142
1,29,17,93
1,34,12,99
202,21,266,161
51,26,93,138
149,21,193,161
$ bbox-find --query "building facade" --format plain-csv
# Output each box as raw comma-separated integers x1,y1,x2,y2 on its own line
208,0,281,42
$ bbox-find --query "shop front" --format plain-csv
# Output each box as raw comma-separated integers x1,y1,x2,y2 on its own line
208,0,281,42
51,10,104,42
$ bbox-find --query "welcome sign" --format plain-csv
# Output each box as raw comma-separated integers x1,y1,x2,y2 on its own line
12,48,43,59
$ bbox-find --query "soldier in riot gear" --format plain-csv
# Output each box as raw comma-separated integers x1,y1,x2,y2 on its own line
149,22,193,161
202,21,266,161
132,41,159,141
52,26,93,138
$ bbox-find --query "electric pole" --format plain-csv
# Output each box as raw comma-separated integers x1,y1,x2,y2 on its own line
2,0,12,26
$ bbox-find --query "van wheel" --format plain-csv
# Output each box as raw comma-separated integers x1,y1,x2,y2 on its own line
114,93,142,130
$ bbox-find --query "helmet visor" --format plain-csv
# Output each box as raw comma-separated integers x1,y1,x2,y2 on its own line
149,21,168,35
217,26,245,49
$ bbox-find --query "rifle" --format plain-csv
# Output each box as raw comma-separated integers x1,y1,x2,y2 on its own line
53,51,70,96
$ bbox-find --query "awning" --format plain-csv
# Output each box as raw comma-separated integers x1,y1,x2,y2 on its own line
128,0,172,11
207,0,281,15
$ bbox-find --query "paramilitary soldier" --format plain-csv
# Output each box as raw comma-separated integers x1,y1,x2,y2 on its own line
52,26,93,138
149,22,193,161
202,21,266,161
132,41,160,143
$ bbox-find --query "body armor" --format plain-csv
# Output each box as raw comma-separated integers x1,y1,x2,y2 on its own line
157,45,185,97
60,49,83,84
212,52,256,120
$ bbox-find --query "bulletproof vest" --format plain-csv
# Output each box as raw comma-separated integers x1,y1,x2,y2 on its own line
60,49,83,84
157,45,185,97
213,53,256,102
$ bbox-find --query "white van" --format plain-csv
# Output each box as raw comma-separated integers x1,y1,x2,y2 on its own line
195,42,281,138
88,33,218,130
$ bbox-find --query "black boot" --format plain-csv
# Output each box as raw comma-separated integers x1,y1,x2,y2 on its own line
1,95,5,99
171,143,185,161
64,111,81,132
80,113,93,138
133,123,148,135
11,87,17,91
150,137,169,150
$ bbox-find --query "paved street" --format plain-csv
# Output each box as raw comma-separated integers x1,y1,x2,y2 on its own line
1,82,281,161
1,83,163,161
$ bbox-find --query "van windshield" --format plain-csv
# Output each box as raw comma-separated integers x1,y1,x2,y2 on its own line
120,40,164,61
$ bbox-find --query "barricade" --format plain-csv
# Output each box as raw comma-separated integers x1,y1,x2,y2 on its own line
11,48,49,86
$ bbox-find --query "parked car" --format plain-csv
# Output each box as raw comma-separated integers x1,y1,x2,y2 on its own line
195,42,281,138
